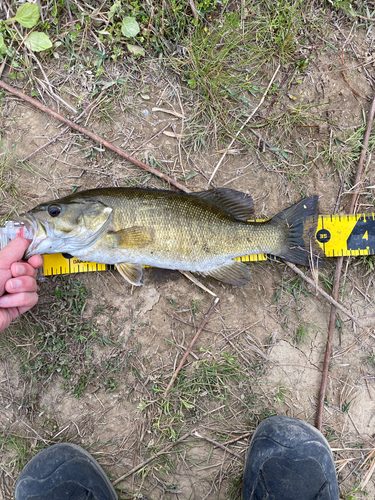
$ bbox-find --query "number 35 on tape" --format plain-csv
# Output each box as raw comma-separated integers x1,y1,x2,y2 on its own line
315,213,375,257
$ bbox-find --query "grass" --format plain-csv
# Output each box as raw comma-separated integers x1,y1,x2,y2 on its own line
316,124,375,180
355,255,375,276
0,277,114,398
272,273,312,331
139,352,244,438
0,138,22,224
0,1,374,498
168,0,312,148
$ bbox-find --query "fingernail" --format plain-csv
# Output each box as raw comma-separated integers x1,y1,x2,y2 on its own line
9,279,22,290
0,296,9,306
15,265,25,275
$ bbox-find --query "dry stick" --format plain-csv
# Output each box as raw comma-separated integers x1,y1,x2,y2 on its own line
22,88,108,162
222,431,252,446
189,0,199,23
163,297,220,397
179,270,217,297
341,43,365,99
192,430,244,461
207,64,280,186
284,262,362,327
257,69,291,146
4,0,76,114
0,80,191,193
112,432,191,486
315,93,375,431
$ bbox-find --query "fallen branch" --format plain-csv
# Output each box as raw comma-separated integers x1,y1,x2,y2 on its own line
315,93,375,431
192,430,244,461
222,432,252,446
112,431,191,486
283,262,363,328
0,80,191,193
163,297,219,397
341,47,365,99
257,69,291,146
179,270,217,297
22,88,109,162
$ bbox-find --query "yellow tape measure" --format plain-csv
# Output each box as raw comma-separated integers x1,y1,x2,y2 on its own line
42,213,375,276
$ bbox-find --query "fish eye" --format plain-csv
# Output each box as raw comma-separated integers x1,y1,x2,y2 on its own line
48,204,62,217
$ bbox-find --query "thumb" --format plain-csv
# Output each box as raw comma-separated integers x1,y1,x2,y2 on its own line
0,237,30,270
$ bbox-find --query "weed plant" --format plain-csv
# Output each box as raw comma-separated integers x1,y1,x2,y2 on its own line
316,124,375,179
1,277,104,397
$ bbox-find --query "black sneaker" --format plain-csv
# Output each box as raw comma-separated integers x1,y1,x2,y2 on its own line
243,416,339,500
15,443,117,500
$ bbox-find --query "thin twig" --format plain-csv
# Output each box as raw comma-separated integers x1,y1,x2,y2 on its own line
163,297,219,396
222,432,252,445
112,432,191,486
179,270,217,297
0,80,191,193
315,93,375,431
341,36,365,99
192,430,244,461
65,0,75,30
189,0,198,22
163,311,221,334
207,65,280,186
22,88,108,162
257,69,291,145
283,262,362,327
3,0,76,113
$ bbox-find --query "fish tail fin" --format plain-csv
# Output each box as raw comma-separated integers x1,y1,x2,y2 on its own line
272,196,323,267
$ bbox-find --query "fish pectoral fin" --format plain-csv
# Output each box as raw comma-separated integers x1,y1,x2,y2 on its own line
116,262,144,286
204,261,251,286
195,188,254,221
108,226,154,249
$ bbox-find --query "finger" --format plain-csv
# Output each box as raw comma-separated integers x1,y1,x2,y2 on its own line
28,254,44,269
0,310,12,332
0,306,28,332
5,276,38,294
18,305,36,315
10,262,38,279
0,237,30,270
0,292,38,309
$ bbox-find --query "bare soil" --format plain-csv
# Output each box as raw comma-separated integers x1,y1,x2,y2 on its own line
1,16,375,500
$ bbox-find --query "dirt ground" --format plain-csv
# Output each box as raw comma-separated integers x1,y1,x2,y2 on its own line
1,4,375,500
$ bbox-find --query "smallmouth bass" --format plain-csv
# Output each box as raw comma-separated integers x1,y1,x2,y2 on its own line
22,187,319,286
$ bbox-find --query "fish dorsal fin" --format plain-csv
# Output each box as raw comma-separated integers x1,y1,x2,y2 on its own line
116,262,144,286
194,188,254,221
203,260,251,286
108,226,154,249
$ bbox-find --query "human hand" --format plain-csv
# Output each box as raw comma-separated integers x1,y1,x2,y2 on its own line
0,237,43,332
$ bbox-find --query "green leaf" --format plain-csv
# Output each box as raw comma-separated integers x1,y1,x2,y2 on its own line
121,17,140,38
15,2,40,28
25,32,52,52
0,35,6,55
126,43,145,57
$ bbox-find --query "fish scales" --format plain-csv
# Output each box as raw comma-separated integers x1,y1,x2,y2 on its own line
75,189,280,268
22,187,320,286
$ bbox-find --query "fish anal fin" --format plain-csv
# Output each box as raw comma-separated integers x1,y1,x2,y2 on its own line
194,188,254,221
205,260,251,286
109,226,154,249
116,262,144,286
